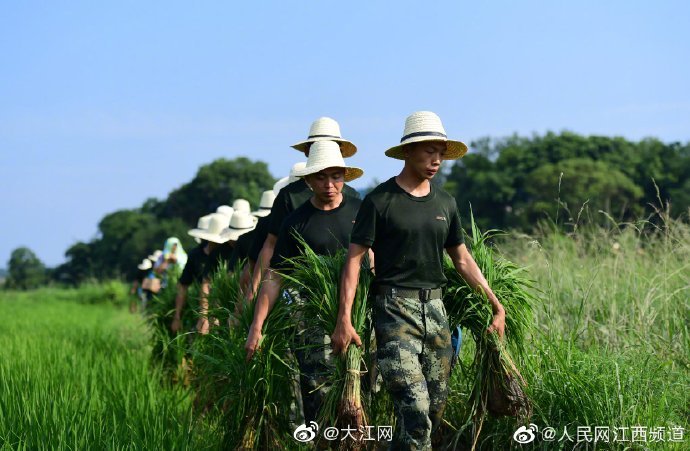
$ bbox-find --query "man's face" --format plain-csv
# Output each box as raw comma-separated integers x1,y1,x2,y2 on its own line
305,167,345,203
404,141,446,180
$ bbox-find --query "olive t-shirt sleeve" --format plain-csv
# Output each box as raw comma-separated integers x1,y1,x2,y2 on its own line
444,202,464,248
350,195,377,248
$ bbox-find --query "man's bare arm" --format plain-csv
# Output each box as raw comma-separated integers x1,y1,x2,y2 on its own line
331,243,369,354
245,269,282,360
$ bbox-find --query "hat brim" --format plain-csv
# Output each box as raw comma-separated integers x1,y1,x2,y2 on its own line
293,164,363,182
188,228,231,244
291,138,357,158
384,138,468,160
220,225,256,242
137,263,152,270
251,209,271,218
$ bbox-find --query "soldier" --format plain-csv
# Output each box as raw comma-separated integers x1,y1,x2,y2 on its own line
248,117,360,299
245,140,366,424
331,111,506,450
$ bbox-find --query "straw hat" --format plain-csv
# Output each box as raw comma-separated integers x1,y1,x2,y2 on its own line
384,111,468,160
220,211,256,241
273,176,290,194
232,199,251,214
293,141,363,182
148,250,163,263
252,190,276,217
189,214,214,243
291,117,357,157
188,213,232,244
216,205,234,218
137,259,152,270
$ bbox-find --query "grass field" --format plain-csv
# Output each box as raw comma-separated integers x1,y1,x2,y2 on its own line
0,290,223,450
1,218,688,449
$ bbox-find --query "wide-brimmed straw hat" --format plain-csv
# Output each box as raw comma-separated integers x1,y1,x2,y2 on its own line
137,259,152,270
384,111,468,160
220,211,256,241
148,250,163,263
273,161,307,194
293,141,363,182
188,213,232,244
216,205,234,218
189,214,214,243
232,199,251,214
291,117,357,157
252,190,276,217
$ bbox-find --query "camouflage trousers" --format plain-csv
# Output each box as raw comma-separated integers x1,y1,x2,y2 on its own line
374,292,453,451
295,325,334,424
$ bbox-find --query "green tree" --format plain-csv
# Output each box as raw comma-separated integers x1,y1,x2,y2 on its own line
524,158,643,225
5,247,47,290
163,157,275,224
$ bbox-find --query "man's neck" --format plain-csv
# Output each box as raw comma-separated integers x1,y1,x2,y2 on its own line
311,193,344,211
396,167,431,197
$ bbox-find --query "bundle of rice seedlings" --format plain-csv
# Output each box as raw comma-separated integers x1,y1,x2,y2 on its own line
280,238,373,449
191,260,299,449
443,213,536,448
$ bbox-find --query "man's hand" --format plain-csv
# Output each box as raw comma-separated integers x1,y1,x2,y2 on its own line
487,308,505,338
245,325,263,361
196,317,209,335
331,320,362,355
171,316,182,334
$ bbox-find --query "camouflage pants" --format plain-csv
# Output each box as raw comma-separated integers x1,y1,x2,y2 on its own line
374,293,453,451
292,291,335,425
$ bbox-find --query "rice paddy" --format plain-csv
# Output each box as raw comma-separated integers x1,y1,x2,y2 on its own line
1,217,688,449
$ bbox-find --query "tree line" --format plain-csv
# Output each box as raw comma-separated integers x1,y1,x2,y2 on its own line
4,132,689,289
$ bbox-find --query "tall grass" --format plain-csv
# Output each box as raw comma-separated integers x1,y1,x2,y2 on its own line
447,213,690,449
0,292,223,450
280,242,373,446
190,260,299,450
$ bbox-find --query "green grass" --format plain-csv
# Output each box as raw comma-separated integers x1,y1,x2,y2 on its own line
1,215,688,449
0,290,223,450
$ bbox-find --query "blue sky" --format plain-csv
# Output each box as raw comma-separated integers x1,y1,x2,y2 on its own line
1,1,689,266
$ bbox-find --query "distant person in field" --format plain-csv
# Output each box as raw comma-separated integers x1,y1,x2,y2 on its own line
129,258,152,313
154,237,188,287
245,140,369,424
248,117,360,300
140,250,162,310
170,213,218,334
196,210,256,334
331,111,506,450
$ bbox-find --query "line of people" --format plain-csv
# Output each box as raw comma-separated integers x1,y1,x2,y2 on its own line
132,111,507,450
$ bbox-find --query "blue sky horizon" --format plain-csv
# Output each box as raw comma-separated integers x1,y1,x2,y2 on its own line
2,1,689,267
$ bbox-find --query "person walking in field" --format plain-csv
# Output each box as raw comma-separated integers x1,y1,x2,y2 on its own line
248,118,360,300
170,213,223,334
244,140,367,424
331,111,506,450
154,237,188,287
196,210,256,334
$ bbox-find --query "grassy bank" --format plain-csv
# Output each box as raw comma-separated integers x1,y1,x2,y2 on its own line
0,291,223,450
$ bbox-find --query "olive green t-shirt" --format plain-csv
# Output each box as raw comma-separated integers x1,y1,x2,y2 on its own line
268,179,360,236
350,177,463,289
271,196,362,273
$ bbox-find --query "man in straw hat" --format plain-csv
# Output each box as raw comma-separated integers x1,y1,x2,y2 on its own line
197,210,256,334
331,111,506,449
248,117,360,299
245,140,368,424
170,213,226,334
